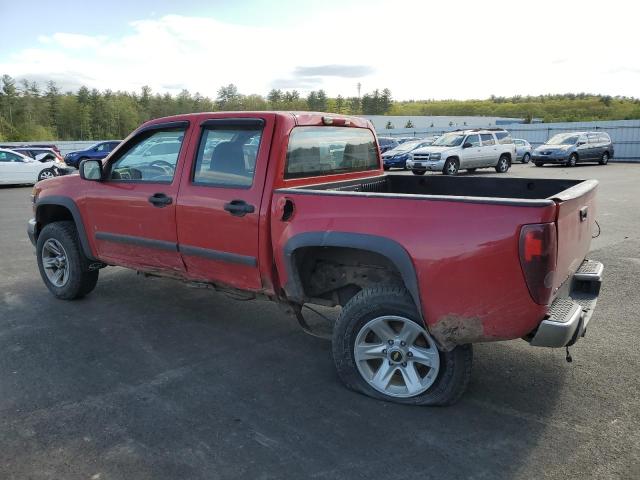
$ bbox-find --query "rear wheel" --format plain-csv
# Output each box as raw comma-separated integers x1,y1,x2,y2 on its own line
442,158,459,175
495,155,510,173
534,162,544,167
599,152,609,165
332,286,473,406
36,221,99,300
522,153,531,163
37,168,56,181
567,153,578,167
412,170,425,176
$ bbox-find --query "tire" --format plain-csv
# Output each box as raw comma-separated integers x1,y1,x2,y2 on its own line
567,154,578,167
466,168,477,173
495,155,510,173
534,162,544,167
442,158,459,175
412,170,425,176
36,221,99,300
522,153,531,164
332,286,473,406
383,165,390,171
599,152,609,165
38,168,56,181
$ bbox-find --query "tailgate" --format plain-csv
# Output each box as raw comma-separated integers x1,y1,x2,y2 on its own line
551,180,598,293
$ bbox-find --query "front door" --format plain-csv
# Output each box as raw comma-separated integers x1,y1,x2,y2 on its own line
460,134,482,167
176,115,275,292
81,123,191,273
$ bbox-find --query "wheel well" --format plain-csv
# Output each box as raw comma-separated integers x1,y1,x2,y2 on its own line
292,247,404,307
446,156,460,164
36,204,73,230
500,152,512,162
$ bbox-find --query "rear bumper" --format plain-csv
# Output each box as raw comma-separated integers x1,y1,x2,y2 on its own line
530,259,603,348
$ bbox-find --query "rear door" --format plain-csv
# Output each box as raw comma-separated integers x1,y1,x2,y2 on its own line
175,115,275,291
479,133,497,166
81,122,191,272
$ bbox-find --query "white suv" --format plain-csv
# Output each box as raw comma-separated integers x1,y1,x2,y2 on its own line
406,129,516,175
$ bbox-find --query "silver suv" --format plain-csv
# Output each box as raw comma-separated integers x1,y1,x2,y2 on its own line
406,129,516,175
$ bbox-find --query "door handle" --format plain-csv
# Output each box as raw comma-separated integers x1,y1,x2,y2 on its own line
148,193,172,207
224,199,255,217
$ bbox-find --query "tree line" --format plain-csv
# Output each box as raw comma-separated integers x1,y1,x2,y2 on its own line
0,75,393,141
1,73,639,141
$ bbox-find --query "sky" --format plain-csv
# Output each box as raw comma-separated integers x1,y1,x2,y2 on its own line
1,0,639,101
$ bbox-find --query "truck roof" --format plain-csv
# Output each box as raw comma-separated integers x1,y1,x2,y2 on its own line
140,111,372,129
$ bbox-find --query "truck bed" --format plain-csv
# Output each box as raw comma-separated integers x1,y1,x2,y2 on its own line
290,174,593,205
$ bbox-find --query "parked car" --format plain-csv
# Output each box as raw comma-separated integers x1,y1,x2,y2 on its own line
28,112,603,406
378,137,399,154
514,139,532,163
0,148,65,184
382,137,437,170
64,141,121,168
1,143,62,157
407,129,516,175
11,147,64,163
396,137,418,144
532,132,613,167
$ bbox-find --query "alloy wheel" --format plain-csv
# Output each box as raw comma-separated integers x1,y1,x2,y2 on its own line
354,315,441,398
41,238,70,287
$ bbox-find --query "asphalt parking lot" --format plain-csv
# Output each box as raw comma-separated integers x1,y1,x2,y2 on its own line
1,162,639,480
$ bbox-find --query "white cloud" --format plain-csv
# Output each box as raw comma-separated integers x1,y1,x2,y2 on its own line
2,0,640,100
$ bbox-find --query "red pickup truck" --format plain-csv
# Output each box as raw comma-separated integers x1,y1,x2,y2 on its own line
28,112,603,406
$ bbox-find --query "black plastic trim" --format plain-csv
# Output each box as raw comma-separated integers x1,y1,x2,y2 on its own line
200,118,265,128
282,232,422,315
95,231,178,252
35,196,97,260
136,120,190,135
180,245,257,267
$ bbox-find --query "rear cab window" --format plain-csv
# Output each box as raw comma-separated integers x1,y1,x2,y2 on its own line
285,126,379,179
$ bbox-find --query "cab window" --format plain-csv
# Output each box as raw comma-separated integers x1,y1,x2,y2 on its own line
465,134,481,147
192,124,263,188
480,134,495,146
285,126,378,179
108,128,186,183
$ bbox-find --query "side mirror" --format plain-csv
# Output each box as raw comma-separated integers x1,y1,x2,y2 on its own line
463,142,473,149
79,159,103,181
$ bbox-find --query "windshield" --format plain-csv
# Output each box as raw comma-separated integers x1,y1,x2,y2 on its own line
546,134,580,145
432,133,465,147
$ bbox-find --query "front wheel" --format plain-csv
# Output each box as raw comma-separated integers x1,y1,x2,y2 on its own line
383,165,390,171
442,158,459,175
332,286,473,406
522,153,531,163
599,152,609,165
36,221,99,300
412,170,425,176
38,168,56,181
567,154,578,167
495,155,510,173
534,161,544,167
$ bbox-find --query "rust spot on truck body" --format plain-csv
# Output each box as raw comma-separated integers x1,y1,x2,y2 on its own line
430,315,488,351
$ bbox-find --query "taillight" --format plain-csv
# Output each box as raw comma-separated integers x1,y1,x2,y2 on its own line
519,223,557,305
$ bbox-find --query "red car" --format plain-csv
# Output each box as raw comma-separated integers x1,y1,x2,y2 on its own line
28,112,603,406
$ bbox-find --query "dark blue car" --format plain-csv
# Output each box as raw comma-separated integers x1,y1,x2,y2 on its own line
382,137,437,170
64,141,120,168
